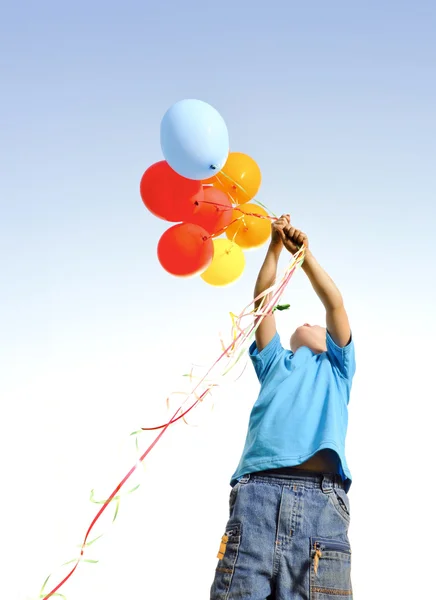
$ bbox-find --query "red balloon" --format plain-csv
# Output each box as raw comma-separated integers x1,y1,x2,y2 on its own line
140,161,204,222
157,223,213,276
188,187,233,235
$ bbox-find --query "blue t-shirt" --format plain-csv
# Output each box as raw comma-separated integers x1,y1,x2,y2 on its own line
230,331,356,493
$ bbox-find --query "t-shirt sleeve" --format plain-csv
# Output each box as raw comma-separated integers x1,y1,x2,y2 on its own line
326,330,356,381
249,332,283,384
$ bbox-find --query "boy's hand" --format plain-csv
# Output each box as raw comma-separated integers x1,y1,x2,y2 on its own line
280,224,309,255
271,214,291,248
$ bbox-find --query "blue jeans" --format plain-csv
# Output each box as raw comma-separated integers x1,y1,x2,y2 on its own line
210,470,352,599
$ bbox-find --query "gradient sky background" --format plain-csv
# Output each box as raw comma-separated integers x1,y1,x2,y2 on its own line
1,1,435,598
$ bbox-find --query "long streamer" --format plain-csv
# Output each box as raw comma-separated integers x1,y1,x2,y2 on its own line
36,240,305,600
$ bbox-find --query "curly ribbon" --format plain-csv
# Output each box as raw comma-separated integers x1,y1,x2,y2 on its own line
199,172,279,242
141,246,305,432
36,241,305,600
207,169,278,219
198,201,276,242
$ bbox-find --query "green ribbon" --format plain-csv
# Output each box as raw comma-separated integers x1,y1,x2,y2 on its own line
273,303,291,312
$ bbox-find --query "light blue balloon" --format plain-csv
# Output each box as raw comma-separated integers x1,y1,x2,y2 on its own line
160,99,229,181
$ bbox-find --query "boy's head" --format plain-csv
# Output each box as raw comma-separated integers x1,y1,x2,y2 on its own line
290,324,327,354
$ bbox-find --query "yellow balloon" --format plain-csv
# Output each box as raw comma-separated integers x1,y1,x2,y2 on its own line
225,204,271,249
200,239,245,286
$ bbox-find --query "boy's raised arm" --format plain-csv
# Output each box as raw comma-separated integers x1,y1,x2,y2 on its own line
279,224,351,349
301,250,351,347
253,215,289,352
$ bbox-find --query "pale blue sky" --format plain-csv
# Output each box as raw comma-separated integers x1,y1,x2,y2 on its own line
1,2,435,599
1,1,435,354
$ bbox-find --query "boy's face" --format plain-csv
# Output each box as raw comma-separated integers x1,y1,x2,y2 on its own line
290,324,327,354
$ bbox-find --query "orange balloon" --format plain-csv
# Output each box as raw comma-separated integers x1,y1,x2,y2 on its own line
204,152,261,204
225,204,271,249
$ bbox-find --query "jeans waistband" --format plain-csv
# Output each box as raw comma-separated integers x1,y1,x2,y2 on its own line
240,467,346,490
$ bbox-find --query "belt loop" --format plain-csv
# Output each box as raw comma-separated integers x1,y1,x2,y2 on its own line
239,474,250,484
321,474,333,493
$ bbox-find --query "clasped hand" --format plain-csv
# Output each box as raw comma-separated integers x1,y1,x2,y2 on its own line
271,214,309,254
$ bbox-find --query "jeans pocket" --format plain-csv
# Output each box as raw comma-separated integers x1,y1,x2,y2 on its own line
310,537,353,598
329,487,351,523
211,522,242,599
229,483,240,516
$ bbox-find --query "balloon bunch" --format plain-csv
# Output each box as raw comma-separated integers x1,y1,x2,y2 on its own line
140,99,273,286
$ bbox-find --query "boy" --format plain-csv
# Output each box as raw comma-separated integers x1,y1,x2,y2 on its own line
210,215,356,599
